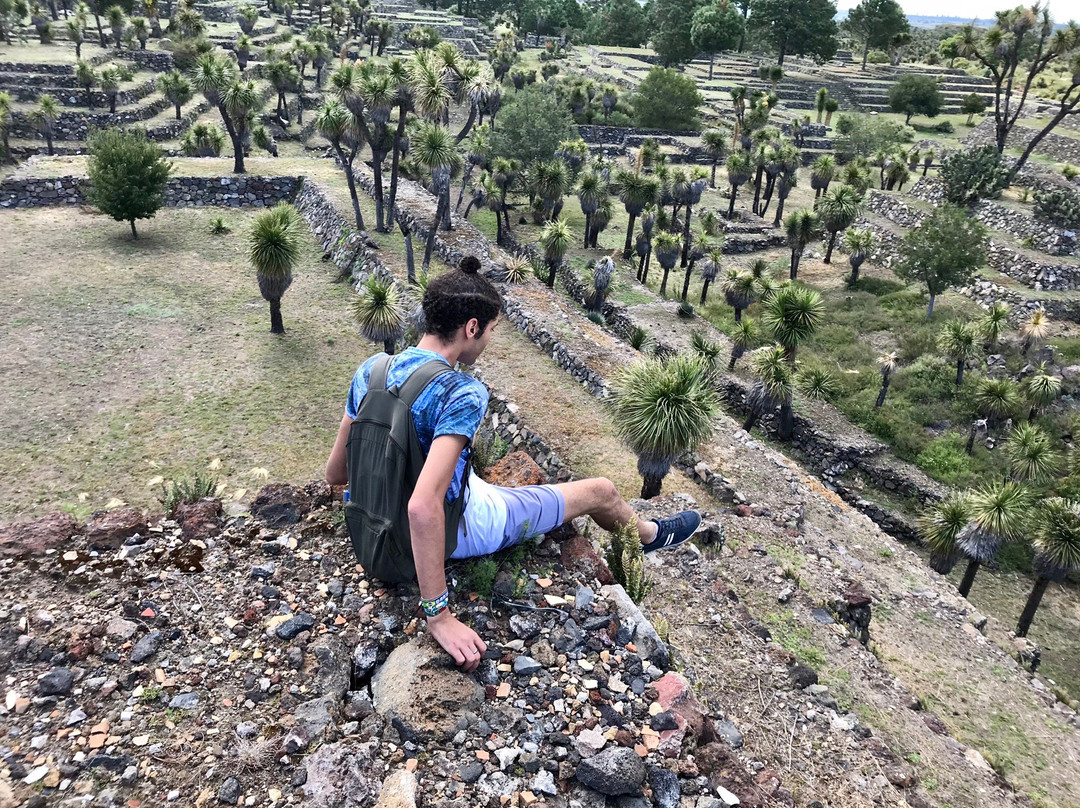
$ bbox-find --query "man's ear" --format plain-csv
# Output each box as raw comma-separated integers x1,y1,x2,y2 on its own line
467,317,480,339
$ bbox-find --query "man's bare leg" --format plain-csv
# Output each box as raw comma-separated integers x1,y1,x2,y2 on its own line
553,478,659,545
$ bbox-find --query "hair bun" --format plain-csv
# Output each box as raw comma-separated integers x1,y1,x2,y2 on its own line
459,255,482,275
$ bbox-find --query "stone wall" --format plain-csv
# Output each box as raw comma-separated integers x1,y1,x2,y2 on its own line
0,174,300,209
966,118,1080,164
11,77,159,108
9,97,173,140
126,49,175,71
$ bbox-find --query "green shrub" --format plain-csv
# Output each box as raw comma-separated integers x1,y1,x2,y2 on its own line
459,557,498,598
471,430,510,473
939,145,1009,206
898,328,938,363
915,434,973,486
209,216,230,235
1033,187,1080,230
606,521,651,603
867,50,888,64
160,472,219,514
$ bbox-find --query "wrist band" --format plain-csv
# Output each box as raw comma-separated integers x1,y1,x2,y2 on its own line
420,589,449,618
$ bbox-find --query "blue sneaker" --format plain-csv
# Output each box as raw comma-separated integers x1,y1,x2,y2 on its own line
644,510,702,553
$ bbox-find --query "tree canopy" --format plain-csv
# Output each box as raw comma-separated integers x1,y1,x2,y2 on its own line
87,128,172,239
842,0,910,70
633,67,703,131
691,1,745,78
652,0,699,66
888,73,943,124
748,0,838,64
583,0,649,47
897,205,987,320
491,83,574,166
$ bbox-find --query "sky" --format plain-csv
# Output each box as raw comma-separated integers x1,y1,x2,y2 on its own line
834,0,1074,23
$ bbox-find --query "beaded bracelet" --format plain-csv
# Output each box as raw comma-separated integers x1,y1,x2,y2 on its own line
420,589,449,618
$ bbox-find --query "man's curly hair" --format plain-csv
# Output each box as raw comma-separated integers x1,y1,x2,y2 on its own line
422,256,503,340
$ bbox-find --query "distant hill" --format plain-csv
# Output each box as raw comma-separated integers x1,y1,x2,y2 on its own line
834,10,994,27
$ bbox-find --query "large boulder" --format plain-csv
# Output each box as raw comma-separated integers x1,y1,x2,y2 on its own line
250,483,311,527
561,535,615,586
308,635,351,699
482,451,548,487
370,635,483,735
85,507,147,550
650,672,713,756
0,512,79,559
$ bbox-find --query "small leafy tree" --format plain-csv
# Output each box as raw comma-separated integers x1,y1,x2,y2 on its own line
690,0,744,80
896,205,987,320
249,203,303,334
633,67,702,131
939,145,1009,207
1016,498,1080,637
888,73,942,124
158,69,193,121
962,92,986,126
611,354,719,498
87,128,171,239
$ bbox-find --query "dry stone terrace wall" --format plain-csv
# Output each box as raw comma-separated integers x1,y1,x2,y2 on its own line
966,117,1080,164
9,77,159,108
0,174,300,208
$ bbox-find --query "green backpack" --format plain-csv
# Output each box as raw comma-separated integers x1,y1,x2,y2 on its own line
344,354,469,583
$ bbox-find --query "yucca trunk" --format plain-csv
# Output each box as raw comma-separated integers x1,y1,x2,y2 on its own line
623,212,638,260
875,373,890,407
700,278,712,306
583,212,592,248
398,218,415,285
957,558,980,598
824,231,838,264
383,337,396,354
546,258,558,289
929,550,958,575
728,344,744,371
387,102,408,215
640,473,663,499
45,131,55,155
1015,577,1050,638
955,358,965,387
680,206,692,267
681,259,697,302
743,410,760,432
423,193,447,273
789,247,802,280
965,419,978,455
778,399,794,440
727,185,739,219
269,297,284,334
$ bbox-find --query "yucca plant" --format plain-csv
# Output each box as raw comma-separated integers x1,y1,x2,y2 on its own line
743,344,792,433
314,96,366,232
844,227,874,287
1023,362,1061,421
702,128,727,187
628,326,654,353
105,3,124,48
610,354,719,498
966,377,1021,454
502,255,531,284
817,185,862,264
158,69,193,121
577,170,605,248
728,318,757,371
539,217,572,289
1006,422,1058,484
180,122,226,157
99,67,121,113
725,150,753,220
699,247,723,306
919,494,970,575
690,331,723,377
617,170,661,259
129,15,148,48
1017,498,1080,637
977,301,1011,352
29,94,60,156
587,255,615,312
0,93,13,165
1020,309,1050,356
653,231,681,298
955,482,1030,598
720,268,756,323
784,209,820,280
353,275,406,353
413,121,456,272
763,284,824,366
67,11,87,58
875,351,898,407
939,320,979,387
810,154,835,200
797,367,839,402
249,203,302,334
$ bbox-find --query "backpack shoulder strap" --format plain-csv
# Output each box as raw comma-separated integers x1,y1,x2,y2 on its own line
368,353,393,394
395,358,453,408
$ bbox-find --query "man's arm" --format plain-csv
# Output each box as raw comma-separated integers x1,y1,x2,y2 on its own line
409,434,488,672
325,413,352,486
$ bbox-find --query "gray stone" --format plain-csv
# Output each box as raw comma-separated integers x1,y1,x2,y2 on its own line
106,618,138,641
294,695,337,738
459,762,483,784
714,719,743,749
235,722,258,739
302,741,381,808
575,747,647,796
38,668,75,696
352,639,378,680
310,636,350,699
513,655,543,676
373,769,417,808
648,766,680,808
169,692,200,710
509,612,543,640
130,631,164,663
276,612,315,640
599,584,668,668
531,769,558,796
575,586,595,610
217,777,242,804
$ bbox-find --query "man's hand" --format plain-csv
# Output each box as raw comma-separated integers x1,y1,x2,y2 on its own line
427,610,487,672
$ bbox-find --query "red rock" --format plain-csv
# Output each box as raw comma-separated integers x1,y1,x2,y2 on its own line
0,512,79,559
560,535,615,586
85,508,147,550
173,498,222,541
250,483,310,528
482,451,548,487
652,672,714,757
614,729,635,747
697,742,764,808
68,640,94,661
735,504,752,517
304,479,333,509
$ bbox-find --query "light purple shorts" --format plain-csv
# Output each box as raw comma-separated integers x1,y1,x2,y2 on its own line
493,483,566,552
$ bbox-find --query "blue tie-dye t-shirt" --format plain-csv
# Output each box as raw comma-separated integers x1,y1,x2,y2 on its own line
345,347,488,501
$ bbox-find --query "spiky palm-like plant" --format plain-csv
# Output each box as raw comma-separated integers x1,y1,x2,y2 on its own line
315,96,368,233
678,173,708,267
939,320,980,387
587,255,615,313
617,170,660,260
702,128,727,187
817,185,861,264
977,301,1010,352
577,170,605,248
1017,497,1080,637
180,121,226,156
743,344,792,432
810,154,835,200
725,150,753,220
29,94,60,155
1024,363,1061,421
158,69,193,121
249,203,302,334
353,275,407,353
784,209,820,280
99,67,120,113
539,217,572,289
129,14,148,48
763,283,824,367
653,231,681,298
966,377,1021,454
728,318,757,371
590,194,613,250
875,351,898,407
797,367,838,402
955,482,1030,598
532,158,570,222
412,121,456,271
75,59,97,110
611,355,719,498
456,125,488,212
699,247,723,306
919,494,970,575
67,11,87,58
234,33,252,70
502,255,532,284
191,51,263,174
689,331,723,376
105,3,124,48
1020,309,1050,356
1006,422,1058,484
844,227,874,287
720,268,756,323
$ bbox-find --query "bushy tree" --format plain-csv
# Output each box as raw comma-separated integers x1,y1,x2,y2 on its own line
584,0,648,47
962,92,986,126
691,0,745,80
939,145,1009,207
651,0,699,66
1033,187,1080,230
491,83,573,167
833,112,911,161
843,0,910,71
896,205,987,320
633,67,703,131
888,73,943,124
748,0,838,65
87,128,171,239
